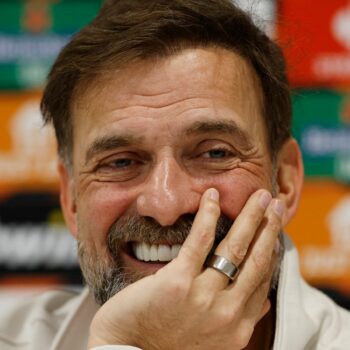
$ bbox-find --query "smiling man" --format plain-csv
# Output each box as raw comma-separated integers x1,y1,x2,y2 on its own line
1,1,350,350
70,47,281,306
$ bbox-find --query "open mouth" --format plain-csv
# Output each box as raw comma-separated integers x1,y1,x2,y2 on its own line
130,242,182,263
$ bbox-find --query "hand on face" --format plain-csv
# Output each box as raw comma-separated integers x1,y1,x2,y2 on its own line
88,188,283,350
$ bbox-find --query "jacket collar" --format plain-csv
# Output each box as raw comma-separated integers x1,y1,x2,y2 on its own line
51,287,99,350
273,234,319,350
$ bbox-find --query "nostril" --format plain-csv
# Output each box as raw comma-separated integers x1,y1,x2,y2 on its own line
182,213,196,221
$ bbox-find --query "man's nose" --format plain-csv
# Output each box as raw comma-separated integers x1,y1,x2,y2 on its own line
136,157,200,226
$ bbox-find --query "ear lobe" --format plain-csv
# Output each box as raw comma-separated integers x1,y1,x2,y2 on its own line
58,161,78,238
275,138,304,226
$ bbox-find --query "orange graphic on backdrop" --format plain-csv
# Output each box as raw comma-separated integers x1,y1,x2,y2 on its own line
287,181,350,292
0,92,59,196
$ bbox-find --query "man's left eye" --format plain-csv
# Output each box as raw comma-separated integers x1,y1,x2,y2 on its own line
204,149,230,159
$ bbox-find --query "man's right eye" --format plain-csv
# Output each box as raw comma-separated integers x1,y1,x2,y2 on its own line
93,152,145,182
112,158,134,168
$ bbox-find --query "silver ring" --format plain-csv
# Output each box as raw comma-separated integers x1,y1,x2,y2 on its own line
206,254,239,281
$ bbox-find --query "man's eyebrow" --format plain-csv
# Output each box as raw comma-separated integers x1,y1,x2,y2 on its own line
85,134,144,164
184,120,254,149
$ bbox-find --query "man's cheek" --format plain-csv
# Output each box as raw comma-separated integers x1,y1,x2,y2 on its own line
201,165,272,220
218,182,266,220
77,184,134,240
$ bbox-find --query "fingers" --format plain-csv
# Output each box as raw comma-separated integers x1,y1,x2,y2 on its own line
213,248,277,342
176,188,220,277
202,189,273,290
224,198,283,306
229,250,278,337
233,199,283,291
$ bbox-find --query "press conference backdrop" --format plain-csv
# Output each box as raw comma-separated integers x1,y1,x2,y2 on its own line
0,0,350,310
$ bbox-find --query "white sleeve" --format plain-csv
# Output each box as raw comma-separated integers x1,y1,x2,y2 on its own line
91,346,142,350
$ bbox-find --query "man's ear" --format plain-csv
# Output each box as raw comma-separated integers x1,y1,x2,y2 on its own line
58,161,78,238
275,138,304,226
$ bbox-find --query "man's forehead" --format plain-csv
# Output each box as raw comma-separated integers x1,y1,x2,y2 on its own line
72,47,264,116
70,47,268,164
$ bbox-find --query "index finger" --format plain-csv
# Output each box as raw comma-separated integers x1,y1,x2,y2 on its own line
176,188,220,277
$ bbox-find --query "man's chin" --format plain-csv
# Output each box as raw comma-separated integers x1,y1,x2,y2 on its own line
79,248,172,306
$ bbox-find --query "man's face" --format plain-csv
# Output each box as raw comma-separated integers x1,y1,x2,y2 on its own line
68,47,274,304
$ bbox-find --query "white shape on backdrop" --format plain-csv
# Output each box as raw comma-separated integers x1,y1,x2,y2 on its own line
0,224,78,268
0,99,58,183
332,3,350,50
234,0,276,37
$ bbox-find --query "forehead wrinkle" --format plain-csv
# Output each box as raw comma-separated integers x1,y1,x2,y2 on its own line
85,134,144,165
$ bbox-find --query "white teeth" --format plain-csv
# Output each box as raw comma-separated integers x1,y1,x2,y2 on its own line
150,244,158,261
158,245,172,261
132,242,182,262
171,244,181,259
142,243,150,262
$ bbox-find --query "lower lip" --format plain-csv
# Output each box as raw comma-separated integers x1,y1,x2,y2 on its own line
120,248,169,275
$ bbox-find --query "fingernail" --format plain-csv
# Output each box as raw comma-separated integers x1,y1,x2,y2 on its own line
273,199,284,217
209,188,219,202
259,191,272,209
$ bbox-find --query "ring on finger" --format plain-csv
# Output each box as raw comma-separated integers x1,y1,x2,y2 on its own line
206,254,239,281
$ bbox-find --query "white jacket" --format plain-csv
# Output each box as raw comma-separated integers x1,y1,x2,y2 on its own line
0,235,349,350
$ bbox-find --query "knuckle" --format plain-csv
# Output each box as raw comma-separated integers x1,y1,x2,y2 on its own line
268,219,281,233
186,231,213,256
252,250,270,271
267,213,282,232
164,277,191,300
214,306,236,327
192,292,213,310
206,200,220,216
226,240,247,264
248,209,263,227
197,229,214,246
235,324,255,348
